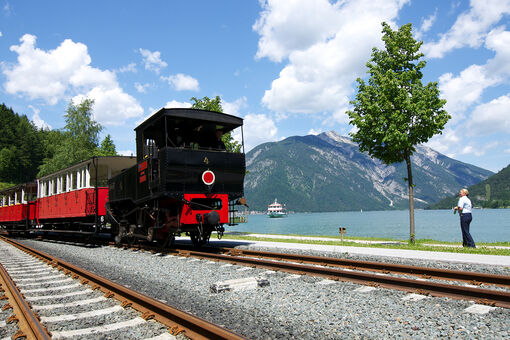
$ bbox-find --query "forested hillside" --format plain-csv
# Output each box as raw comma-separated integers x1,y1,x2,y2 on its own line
427,163,510,209
0,103,48,187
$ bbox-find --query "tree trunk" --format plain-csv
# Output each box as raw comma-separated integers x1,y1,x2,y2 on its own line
405,152,415,244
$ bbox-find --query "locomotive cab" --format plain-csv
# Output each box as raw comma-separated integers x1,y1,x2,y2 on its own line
108,108,246,247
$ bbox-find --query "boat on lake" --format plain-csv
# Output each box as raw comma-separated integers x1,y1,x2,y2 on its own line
267,198,287,218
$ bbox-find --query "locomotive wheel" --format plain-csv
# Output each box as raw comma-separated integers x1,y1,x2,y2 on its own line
190,231,204,247
190,230,212,247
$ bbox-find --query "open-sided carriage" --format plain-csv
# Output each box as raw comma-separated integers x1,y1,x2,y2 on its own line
35,156,136,233
0,183,37,235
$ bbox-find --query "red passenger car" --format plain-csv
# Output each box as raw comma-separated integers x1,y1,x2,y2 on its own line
35,156,136,233
0,183,37,234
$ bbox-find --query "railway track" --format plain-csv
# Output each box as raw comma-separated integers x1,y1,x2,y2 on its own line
19,234,510,308
113,243,510,308
0,236,246,339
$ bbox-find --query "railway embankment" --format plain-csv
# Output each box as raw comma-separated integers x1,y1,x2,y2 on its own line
7,237,510,339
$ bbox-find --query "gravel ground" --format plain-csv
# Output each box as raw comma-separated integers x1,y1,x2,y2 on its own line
0,240,173,340
15,238,510,339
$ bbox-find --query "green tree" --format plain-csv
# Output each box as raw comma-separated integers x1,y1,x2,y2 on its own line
96,134,117,156
190,96,242,153
347,22,450,243
38,99,104,176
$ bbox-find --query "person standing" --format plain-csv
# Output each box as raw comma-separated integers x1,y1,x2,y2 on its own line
454,188,475,248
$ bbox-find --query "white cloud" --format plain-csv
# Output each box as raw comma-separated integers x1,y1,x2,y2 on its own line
164,100,192,108
70,65,117,89
2,34,143,125
426,127,461,156
138,48,167,73
28,105,51,130
467,94,510,135
118,150,135,157
415,9,437,40
118,63,137,73
308,128,323,135
134,82,150,93
423,0,510,58
420,10,437,32
223,97,247,116
458,141,499,157
2,34,90,104
135,100,192,126
255,0,407,115
484,28,510,76
72,87,143,126
162,73,199,91
0,32,3,38
253,0,344,62
238,113,278,151
438,66,497,119
438,27,510,120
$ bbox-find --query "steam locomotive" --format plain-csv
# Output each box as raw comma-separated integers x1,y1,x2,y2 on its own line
0,108,247,247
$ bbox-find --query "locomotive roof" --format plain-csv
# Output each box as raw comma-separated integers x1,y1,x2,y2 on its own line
135,108,243,133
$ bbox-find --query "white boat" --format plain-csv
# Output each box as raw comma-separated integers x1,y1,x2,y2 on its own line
267,198,287,218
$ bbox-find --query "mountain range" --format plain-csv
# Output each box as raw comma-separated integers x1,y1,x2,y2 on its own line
244,131,493,212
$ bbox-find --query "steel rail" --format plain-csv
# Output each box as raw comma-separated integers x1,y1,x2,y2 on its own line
0,263,52,340
216,247,510,287
114,243,510,287
1,237,247,340
172,248,510,308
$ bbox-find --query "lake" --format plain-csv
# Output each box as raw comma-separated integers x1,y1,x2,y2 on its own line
231,209,510,243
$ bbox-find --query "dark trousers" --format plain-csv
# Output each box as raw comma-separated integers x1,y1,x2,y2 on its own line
460,213,475,248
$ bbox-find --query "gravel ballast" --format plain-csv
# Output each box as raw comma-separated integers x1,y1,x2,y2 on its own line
16,238,510,339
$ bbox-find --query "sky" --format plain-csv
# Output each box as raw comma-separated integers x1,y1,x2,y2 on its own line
1,0,509,173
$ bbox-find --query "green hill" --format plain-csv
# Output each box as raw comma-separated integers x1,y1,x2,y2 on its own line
427,164,510,209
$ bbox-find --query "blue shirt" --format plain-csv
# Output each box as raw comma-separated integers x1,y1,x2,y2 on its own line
457,196,472,214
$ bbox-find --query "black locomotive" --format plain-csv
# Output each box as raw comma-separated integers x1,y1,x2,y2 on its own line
107,108,247,246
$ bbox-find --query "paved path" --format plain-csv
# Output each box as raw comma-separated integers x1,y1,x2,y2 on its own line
211,235,510,267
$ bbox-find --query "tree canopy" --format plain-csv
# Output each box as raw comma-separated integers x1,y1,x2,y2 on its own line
347,22,450,243
38,99,117,177
190,96,242,153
